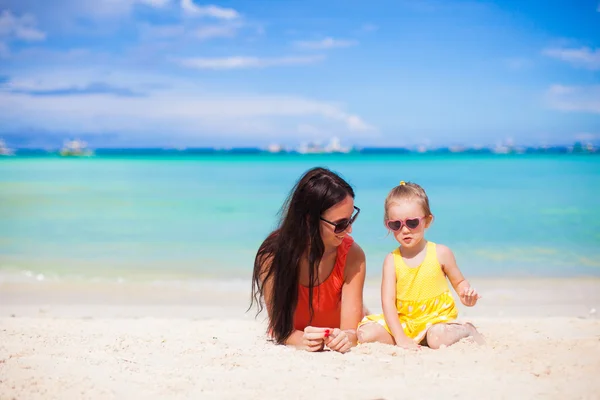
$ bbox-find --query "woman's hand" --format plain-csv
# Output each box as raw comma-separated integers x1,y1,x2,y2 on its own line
324,328,353,353
302,326,329,352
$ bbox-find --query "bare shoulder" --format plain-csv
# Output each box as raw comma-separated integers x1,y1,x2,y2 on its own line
383,251,395,263
347,241,366,262
381,252,396,275
435,243,455,264
344,241,366,280
436,243,452,255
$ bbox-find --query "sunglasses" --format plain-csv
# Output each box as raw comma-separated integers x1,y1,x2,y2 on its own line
320,206,360,234
385,217,427,231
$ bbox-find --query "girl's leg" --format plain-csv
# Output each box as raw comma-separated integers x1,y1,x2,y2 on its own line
356,322,395,345
425,322,485,349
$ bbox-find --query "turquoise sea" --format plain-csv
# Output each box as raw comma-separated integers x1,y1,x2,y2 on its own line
1,154,599,281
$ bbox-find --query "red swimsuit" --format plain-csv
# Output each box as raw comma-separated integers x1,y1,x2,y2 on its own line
293,236,353,330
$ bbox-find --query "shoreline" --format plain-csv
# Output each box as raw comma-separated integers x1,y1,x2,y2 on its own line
1,276,599,319
1,149,598,159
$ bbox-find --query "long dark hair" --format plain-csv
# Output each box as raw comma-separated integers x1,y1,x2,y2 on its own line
250,167,355,344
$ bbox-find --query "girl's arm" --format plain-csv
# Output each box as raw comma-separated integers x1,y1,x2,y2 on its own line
437,244,481,307
381,253,417,349
326,242,367,353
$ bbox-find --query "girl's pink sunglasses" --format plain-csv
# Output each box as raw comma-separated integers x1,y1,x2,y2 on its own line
385,217,427,231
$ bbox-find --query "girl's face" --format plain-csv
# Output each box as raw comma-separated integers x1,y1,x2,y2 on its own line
320,195,356,249
386,199,432,249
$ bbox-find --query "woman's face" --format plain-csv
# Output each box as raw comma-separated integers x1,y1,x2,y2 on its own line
319,195,356,248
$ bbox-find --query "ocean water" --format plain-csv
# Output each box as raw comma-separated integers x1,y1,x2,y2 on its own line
1,154,599,282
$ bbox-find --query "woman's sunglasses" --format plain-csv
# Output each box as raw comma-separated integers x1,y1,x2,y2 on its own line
385,217,426,231
320,206,360,234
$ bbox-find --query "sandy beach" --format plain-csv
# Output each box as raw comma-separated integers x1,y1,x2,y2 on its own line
1,277,599,399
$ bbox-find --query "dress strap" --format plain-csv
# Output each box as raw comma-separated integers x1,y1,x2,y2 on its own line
392,247,402,271
337,236,354,263
334,235,354,276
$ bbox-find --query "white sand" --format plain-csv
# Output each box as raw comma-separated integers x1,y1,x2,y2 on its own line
1,277,599,399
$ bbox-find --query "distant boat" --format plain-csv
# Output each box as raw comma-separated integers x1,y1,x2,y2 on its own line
298,141,323,154
0,139,14,156
492,145,511,154
449,145,466,153
325,137,351,153
267,143,286,153
59,139,94,157
298,137,352,154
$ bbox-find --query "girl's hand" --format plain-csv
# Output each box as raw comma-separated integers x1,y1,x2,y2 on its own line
459,286,482,307
324,328,352,353
395,338,420,351
302,326,329,352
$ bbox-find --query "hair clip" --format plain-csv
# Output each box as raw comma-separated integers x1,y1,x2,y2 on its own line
399,181,406,186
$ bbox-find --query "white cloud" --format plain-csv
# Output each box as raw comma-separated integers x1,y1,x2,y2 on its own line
60,0,172,18
138,21,242,41
195,24,238,40
0,71,376,137
297,124,324,136
543,47,600,70
180,0,239,19
3,70,121,92
177,55,324,69
0,0,167,22
14,26,45,40
546,85,600,113
3,47,107,66
346,115,372,131
138,0,171,6
294,37,358,50
0,10,46,41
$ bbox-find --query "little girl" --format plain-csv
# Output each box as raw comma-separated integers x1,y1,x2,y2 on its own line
357,181,484,350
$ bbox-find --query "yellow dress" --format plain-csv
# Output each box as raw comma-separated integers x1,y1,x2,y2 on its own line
360,241,458,343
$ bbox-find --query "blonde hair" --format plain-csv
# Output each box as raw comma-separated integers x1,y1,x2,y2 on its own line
384,181,432,222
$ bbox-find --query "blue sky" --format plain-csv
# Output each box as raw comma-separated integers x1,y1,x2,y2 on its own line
0,0,598,148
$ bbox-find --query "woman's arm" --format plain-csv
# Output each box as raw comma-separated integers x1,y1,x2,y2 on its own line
260,257,328,351
437,244,481,307
323,242,366,353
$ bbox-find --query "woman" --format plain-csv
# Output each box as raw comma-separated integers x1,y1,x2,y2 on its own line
250,167,366,353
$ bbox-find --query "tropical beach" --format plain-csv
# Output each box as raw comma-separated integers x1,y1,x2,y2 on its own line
2,0,600,398
1,154,599,399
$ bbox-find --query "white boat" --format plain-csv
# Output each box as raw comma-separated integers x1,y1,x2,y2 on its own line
267,143,286,153
325,137,351,153
298,141,324,154
0,139,14,156
60,139,94,157
298,137,352,154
